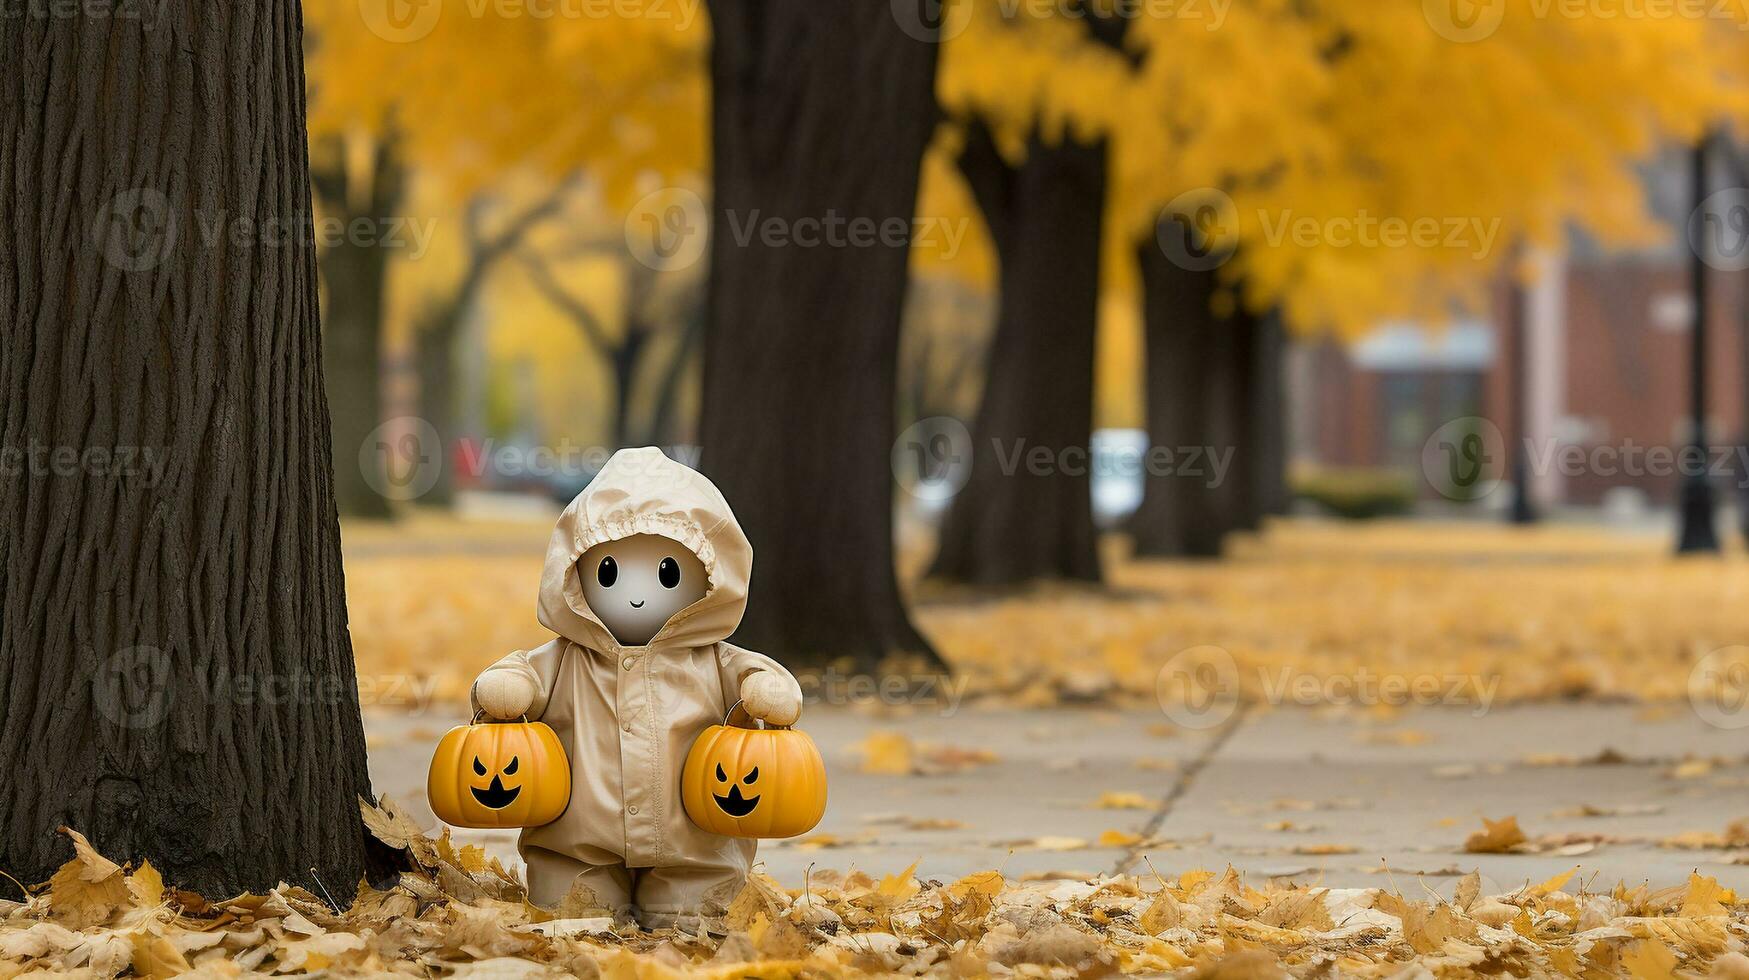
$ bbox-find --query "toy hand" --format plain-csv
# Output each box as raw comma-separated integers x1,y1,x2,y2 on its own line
740,671,802,726
475,671,537,720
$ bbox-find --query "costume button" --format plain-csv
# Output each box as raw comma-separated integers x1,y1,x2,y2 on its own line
627,805,640,815
622,721,633,733
622,656,638,670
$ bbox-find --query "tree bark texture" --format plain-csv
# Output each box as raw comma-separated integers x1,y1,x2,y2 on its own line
0,0,395,895
927,124,1107,586
700,0,943,672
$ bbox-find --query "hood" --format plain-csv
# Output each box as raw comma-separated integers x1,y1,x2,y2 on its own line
538,447,751,653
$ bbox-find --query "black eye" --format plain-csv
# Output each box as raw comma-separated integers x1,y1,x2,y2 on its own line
504,756,519,775
659,556,681,589
597,556,617,587
743,766,759,784
473,757,487,776
715,763,727,782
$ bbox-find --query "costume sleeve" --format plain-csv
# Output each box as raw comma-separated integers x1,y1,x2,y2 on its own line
469,638,564,720
716,642,803,710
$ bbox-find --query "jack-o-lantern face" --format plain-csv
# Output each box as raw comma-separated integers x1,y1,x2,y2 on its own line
682,710,826,839
470,753,522,809
428,720,570,829
712,762,761,816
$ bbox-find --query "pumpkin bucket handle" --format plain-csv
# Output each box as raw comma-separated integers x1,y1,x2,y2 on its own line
470,710,531,725
723,699,791,731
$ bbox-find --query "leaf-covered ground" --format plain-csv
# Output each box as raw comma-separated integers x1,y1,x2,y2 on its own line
345,517,1749,710
14,515,1700,974
4,801,1747,977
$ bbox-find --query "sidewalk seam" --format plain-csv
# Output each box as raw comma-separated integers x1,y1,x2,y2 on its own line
1111,704,1251,876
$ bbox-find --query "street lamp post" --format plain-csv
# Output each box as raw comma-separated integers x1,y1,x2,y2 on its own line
1678,132,1720,554
1508,271,1536,524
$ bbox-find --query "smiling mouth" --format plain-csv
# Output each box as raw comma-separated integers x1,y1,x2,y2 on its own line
629,600,645,608
712,783,760,817
470,775,521,810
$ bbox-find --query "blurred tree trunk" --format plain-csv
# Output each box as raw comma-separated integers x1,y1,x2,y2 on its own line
927,124,1106,585
414,192,565,505
701,0,943,673
412,268,477,510
415,307,462,505
928,14,1125,587
312,133,403,519
647,312,703,447
1128,247,1280,556
1248,311,1290,521
0,0,396,895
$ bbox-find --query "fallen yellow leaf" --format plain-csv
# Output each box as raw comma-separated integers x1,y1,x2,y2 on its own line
1463,815,1527,854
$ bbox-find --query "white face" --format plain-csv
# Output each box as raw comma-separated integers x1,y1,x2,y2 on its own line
578,533,708,646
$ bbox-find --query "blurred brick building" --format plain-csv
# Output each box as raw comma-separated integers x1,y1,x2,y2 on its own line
1290,153,1749,510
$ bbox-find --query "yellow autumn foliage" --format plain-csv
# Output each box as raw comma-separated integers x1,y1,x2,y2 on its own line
933,0,1748,336
305,0,706,205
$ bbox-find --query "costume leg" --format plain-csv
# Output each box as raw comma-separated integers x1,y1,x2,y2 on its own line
523,848,635,917
633,860,750,928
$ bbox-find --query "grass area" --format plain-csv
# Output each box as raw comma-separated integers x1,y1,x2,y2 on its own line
344,516,1749,712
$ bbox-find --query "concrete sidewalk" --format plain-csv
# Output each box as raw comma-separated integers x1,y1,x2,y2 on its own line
365,702,1749,895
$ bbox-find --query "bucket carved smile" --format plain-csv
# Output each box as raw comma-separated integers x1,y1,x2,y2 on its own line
470,775,521,809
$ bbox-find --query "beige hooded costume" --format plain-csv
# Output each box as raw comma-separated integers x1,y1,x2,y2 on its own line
469,448,802,918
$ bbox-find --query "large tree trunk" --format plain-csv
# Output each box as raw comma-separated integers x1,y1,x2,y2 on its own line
700,1,942,673
0,0,394,895
928,124,1106,585
1127,247,1266,557
313,134,403,519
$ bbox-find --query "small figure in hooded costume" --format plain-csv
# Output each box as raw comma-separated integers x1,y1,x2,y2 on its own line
470,447,803,924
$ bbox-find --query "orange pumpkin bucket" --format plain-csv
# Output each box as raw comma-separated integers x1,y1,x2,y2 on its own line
428,713,571,829
682,701,827,839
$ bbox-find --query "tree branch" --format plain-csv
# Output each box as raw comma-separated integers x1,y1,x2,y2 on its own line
453,177,576,311
520,250,616,355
